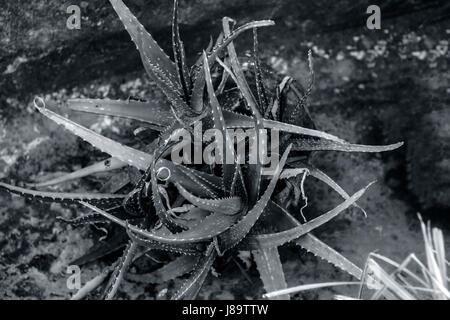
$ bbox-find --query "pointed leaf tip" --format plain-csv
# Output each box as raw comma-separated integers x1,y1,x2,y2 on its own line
33,96,46,110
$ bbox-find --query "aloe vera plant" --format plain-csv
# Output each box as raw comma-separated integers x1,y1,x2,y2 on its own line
0,0,403,300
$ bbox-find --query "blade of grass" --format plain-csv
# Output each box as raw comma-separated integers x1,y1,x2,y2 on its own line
264,281,359,299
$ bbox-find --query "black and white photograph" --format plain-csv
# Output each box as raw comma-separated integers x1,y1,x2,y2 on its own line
0,0,449,304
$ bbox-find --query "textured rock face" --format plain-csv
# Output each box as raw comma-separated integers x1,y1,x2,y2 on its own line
3,0,448,102
0,0,281,101
407,108,450,210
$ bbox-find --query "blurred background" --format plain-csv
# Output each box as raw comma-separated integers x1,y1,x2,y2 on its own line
0,0,449,299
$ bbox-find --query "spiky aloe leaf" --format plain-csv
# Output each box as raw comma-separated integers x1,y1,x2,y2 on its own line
32,116,220,193
103,240,138,300
266,76,292,119
57,213,110,227
71,230,129,266
216,144,291,253
68,99,173,129
253,28,269,113
292,138,404,153
190,32,221,77
253,246,289,300
123,187,147,217
268,198,362,279
175,183,242,215
223,110,346,143
190,19,275,111
171,165,222,198
173,206,210,230
109,0,191,115
36,99,221,197
247,200,363,279
203,51,235,194
130,209,240,244
34,99,152,170
230,156,248,200
282,50,315,129
223,18,265,204
295,234,363,280
172,0,191,103
127,230,205,255
82,201,239,245
241,182,374,249
126,255,199,284
0,182,125,207
68,97,347,144
171,242,217,300
214,57,232,95
222,17,261,118
125,220,206,255
29,163,131,207
30,157,125,188
253,200,300,231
